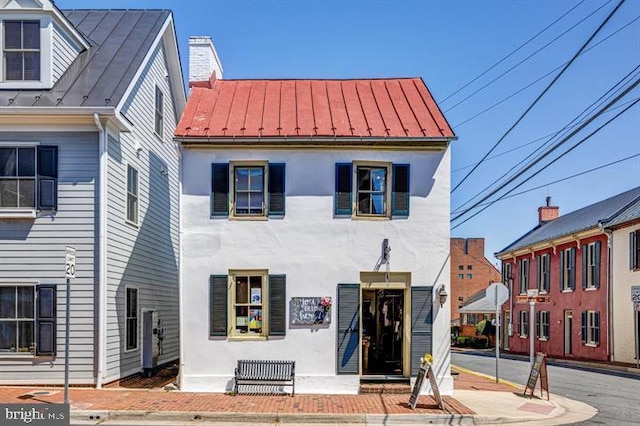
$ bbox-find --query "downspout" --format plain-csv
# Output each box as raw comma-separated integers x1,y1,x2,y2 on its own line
174,140,184,389
603,225,614,361
93,113,108,388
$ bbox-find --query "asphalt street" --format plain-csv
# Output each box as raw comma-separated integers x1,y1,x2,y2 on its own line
452,351,640,425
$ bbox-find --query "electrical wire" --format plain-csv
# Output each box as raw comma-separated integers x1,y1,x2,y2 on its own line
451,0,627,194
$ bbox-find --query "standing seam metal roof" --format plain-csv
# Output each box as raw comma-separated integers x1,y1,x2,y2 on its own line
0,10,169,108
175,78,455,139
497,186,640,255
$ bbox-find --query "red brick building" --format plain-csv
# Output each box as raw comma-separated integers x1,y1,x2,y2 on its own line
450,238,501,325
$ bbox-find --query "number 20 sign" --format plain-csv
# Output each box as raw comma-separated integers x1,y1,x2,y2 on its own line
65,246,76,279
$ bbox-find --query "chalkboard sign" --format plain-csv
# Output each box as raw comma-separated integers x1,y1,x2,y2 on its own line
290,297,332,325
524,352,549,400
408,362,444,410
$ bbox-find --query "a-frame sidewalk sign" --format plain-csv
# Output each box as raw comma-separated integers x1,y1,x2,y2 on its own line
524,352,549,400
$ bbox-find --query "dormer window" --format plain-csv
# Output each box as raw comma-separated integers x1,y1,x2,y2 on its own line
3,20,40,81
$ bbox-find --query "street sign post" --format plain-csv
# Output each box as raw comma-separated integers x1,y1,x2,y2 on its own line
64,247,75,404
487,282,509,383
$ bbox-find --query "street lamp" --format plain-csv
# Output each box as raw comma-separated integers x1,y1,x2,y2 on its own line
438,284,448,308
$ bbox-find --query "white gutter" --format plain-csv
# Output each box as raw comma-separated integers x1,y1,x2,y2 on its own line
93,113,108,388
174,141,184,389
175,136,456,144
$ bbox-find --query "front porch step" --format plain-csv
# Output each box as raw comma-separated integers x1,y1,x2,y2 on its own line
359,382,412,394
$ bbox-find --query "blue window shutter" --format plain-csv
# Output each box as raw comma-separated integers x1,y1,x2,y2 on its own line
411,286,433,375
37,146,58,210
268,163,285,216
391,164,410,217
581,312,587,344
582,246,587,290
211,163,229,217
268,275,286,336
36,284,57,356
209,275,228,337
594,242,601,288
334,163,352,216
570,248,576,291
594,311,600,346
337,284,359,374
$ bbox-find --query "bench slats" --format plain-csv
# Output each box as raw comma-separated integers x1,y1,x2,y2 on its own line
234,360,295,396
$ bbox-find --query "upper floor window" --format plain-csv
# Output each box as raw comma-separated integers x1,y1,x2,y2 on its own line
211,162,285,219
583,242,601,289
560,247,576,291
458,265,464,271
467,265,472,270
502,262,513,283
518,258,529,294
154,86,164,138
126,165,139,224
3,20,40,81
536,253,550,293
630,230,640,271
335,162,409,218
0,145,57,214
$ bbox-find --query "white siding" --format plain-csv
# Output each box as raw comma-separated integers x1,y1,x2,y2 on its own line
612,224,640,364
51,23,82,85
0,131,98,385
180,147,452,394
105,41,180,382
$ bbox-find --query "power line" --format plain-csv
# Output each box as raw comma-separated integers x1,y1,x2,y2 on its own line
452,66,640,214
451,0,627,194
452,93,640,230
441,0,588,105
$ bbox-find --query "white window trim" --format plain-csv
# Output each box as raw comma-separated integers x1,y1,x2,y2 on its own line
154,85,164,140
562,249,573,292
585,243,597,289
538,253,550,294
0,15,53,88
518,311,528,338
352,161,392,220
229,161,268,220
125,162,139,227
124,286,139,352
538,310,550,341
0,142,40,217
0,283,37,356
518,258,529,295
585,310,598,346
228,269,268,340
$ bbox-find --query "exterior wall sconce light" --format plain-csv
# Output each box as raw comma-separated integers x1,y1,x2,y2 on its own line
438,284,448,307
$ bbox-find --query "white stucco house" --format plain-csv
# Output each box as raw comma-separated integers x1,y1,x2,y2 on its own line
176,38,456,394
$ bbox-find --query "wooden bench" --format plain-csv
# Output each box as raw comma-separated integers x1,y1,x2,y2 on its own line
234,360,295,396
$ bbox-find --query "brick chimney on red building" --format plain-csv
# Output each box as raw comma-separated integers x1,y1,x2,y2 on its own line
538,196,559,224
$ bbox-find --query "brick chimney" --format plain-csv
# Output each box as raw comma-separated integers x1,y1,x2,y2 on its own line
538,196,559,224
188,36,223,85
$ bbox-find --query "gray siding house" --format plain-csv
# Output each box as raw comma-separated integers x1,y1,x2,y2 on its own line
0,0,185,386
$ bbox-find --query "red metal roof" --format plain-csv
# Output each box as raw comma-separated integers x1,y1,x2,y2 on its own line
175,78,454,139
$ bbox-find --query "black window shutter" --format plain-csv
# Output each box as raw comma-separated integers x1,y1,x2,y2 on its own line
36,284,57,356
570,248,576,291
211,163,229,217
582,246,587,290
631,231,637,270
268,163,286,216
581,312,587,344
268,275,286,336
411,286,433,375
337,283,360,374
536,311,540,338
209,275,228,337
334,163,352,216
594,241,601,288
391,164,410,217
37,146,58,210
594,311,600,346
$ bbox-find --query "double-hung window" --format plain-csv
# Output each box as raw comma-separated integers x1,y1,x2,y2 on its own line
211,162,285,218
209,272,286,339
629,230,639,270
583,242,600,289
3,20,40,81
0,145,57,214
560,247,576,291
334,162,409,218
581,310,600,346
518,310,529,337
154,86,164,138
518,258,529,294
125,288,138,350
536,310,550,340
0,285,56,356
126,165,139,224
536,253,550,293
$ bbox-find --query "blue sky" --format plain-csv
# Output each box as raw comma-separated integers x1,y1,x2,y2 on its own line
57,0,640,265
